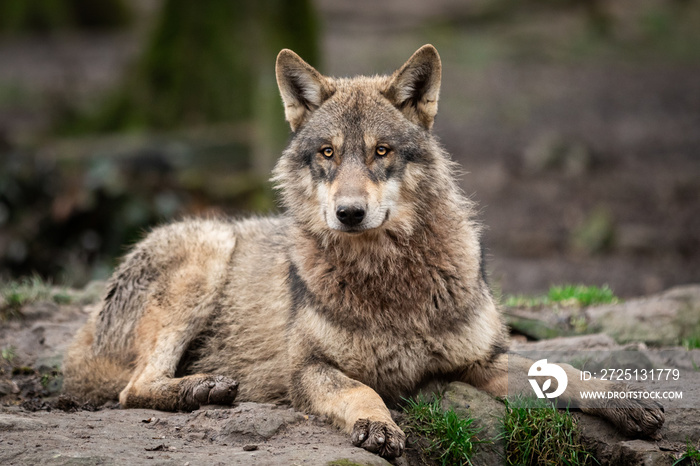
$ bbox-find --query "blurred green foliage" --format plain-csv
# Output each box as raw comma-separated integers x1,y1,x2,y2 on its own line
0,135,272,285
0,0,132,33
63,0,319,133
1,1,321,284
572,207,615,255
3,0,697,288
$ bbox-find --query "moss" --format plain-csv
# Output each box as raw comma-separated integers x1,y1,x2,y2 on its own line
326,460,371,466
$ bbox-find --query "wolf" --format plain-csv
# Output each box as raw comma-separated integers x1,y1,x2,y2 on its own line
63,45,664,459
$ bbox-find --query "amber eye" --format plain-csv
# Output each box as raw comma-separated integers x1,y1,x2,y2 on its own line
375,145,389,157
321,147,334,158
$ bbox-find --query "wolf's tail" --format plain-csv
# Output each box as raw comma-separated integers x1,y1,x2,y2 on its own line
62,313,132,405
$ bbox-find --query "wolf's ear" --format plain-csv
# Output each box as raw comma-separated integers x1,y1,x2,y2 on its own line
384,45,442,130
276,49,334,132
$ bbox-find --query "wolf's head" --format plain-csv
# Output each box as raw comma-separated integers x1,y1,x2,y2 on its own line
273,45,458,240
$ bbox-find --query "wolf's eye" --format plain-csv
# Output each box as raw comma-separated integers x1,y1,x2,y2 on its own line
321,147,334,158
375,146,390,157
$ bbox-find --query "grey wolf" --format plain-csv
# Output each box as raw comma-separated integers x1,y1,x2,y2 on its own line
63,45,664,459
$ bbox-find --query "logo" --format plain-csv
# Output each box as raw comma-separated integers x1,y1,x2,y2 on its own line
528,359,568,399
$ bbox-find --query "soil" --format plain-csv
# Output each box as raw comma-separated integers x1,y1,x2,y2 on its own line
0,298,395,466
0,405,391,466
2,291,699,465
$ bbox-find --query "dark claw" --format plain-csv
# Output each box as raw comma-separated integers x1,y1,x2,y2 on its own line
180,375,238,410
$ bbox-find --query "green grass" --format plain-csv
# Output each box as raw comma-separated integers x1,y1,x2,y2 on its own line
673,440,700,466
402,396,485,466
548,284,618,307
505,284,619,308
1,346,16,364
0,276,73,319
501,397,596,466
401,395,596,465
682,337,700,350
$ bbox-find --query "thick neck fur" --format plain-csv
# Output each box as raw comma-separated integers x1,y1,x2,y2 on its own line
289,178,486,335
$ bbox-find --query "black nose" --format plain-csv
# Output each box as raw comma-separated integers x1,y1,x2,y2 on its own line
336,205,365,227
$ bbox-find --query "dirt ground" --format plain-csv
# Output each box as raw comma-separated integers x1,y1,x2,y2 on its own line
1,287,699,465
0,297,394,465
0,405,391,466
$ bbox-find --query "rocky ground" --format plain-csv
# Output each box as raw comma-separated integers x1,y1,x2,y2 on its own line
1,283,699,465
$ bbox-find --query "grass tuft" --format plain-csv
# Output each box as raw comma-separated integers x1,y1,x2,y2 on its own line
1,345,16,363
673,439,700,466
402,395,484,466
682,337,700,350
547,284,618,307
0,275,73,319
501,397,596,466
505,284,619,308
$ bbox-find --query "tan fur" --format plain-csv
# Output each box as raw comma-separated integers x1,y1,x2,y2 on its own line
63,314,132,405
63,45,663,459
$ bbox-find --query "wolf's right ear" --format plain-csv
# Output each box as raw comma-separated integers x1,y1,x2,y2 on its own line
276,50,334,132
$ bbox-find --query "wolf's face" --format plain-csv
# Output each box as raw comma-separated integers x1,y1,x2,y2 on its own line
273,46,443,238
290,86,428,234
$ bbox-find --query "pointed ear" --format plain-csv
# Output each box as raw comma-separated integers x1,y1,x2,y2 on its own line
276,49,334,132
384,45,442,130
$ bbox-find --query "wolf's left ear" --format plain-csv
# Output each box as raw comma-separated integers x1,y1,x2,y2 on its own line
384,45,442,130
276,49,334,132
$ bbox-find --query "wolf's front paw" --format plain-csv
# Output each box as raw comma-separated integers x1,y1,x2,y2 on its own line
351,418,405,459
179,375,239,411
599,390,665,438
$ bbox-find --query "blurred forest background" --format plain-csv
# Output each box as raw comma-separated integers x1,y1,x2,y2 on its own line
0,0,698,297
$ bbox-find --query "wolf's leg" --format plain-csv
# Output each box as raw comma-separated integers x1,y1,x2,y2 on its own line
291,361,405,459
119,297,238,411
463,353,664,437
